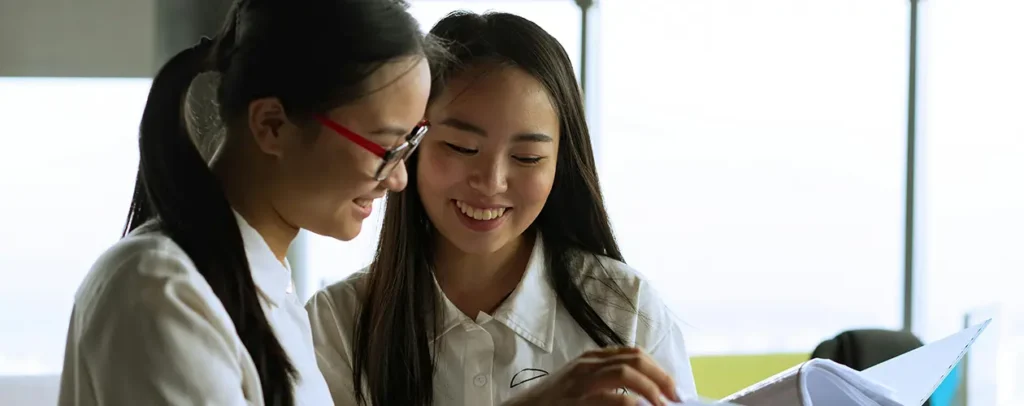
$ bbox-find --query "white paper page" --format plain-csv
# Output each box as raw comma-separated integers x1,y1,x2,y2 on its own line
638,390,746,406
804,358,897,400
721,361,805,402
801,359,900,406
803,367,881,406
657,396,746,406
862,319,991,406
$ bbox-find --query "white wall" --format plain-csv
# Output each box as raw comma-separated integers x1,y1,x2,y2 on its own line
0,0,155,77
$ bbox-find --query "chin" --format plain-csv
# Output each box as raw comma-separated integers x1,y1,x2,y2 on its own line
333,222,363,241
311,217,362,242
448,235,510,255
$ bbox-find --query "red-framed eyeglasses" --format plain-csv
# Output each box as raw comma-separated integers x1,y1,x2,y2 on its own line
313,114,430,181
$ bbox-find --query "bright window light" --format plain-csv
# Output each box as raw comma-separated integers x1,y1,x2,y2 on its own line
596,0,909,355
0,77,151,376
917,1,1024,403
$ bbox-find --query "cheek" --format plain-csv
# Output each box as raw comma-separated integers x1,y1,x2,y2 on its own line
515,167,557,208
277,149,320,190
281,141,373,199
416,146,463,198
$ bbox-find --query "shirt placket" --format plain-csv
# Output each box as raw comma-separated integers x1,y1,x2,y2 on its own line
462,321,496,406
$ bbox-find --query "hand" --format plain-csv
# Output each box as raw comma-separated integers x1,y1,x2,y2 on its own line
503,346,682,406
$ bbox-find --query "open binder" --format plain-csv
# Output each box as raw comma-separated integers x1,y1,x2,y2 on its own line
671,320,990,406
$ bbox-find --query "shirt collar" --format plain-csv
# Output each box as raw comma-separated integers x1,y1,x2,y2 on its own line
433,233,558,353
233,210,293,307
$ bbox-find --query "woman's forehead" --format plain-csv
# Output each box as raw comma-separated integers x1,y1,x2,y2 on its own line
431,66,557,130
335,57,431,132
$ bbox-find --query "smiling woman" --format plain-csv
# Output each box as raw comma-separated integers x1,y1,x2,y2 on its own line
306,10,695,406
418,63,560,252
52,0,436,404
300,0,582,301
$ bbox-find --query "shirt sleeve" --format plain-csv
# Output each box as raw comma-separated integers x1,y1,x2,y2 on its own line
305,288,360,406
76,248,250,406
637,281,699,401
647,319,699,401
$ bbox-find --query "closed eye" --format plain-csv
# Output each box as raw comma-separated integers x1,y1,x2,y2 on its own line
444,142,477,155
513,156,544,165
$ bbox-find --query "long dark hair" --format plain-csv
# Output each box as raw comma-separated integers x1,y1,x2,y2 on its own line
352,11,630,406
123,1,428,405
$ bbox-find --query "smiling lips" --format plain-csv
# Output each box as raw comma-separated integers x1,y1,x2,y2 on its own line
453,200,512,232
354,198,373,208
352,198,374,218
455,200,509,220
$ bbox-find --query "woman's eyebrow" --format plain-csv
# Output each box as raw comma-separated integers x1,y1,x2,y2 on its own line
442,117,553,142
513,133,553,143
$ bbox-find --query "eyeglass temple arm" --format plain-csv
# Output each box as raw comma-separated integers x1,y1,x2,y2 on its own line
314,115,388,157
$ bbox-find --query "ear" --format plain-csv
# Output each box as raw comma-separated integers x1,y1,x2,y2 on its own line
247,97,292,158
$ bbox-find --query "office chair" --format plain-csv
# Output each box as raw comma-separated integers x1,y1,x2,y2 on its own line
811,328,932,406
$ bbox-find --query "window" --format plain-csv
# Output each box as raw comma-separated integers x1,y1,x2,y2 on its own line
409,0,582,77
0,77,151,375
916,1,1024,403
916,0,1024,342
595,0,909,355
303,0,582,296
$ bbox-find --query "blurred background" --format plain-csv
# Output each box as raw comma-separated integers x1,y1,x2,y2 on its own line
0,0,1021,405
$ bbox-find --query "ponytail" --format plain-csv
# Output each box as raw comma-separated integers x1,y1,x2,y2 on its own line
123,4,297,405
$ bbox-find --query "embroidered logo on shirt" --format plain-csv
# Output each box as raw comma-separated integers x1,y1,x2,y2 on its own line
510,368,549,388
510,368,628,395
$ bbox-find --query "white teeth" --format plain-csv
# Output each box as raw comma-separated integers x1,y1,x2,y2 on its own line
455,200,507,221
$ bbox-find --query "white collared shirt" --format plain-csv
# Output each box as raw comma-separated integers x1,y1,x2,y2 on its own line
306,235,698,405
58,212,333,406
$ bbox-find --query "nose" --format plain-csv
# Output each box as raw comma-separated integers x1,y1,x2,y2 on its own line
381,160,409,192
467,158,507,196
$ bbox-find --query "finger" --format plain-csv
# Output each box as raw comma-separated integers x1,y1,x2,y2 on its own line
580,346,643,360
580,391,638,406
580,364,665,406
575,347,647,375
572,348,680,402
573,346,643,375
593,352,679,402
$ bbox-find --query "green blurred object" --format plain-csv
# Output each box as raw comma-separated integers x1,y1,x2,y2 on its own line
690,353,808,399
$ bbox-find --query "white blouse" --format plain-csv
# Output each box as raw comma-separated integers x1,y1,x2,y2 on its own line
57,212,333,406
307,234,698,405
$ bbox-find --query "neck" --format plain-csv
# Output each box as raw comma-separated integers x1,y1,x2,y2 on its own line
213,148,298,263
434,231,536,317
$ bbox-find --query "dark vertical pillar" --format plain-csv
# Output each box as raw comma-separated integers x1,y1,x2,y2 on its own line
903,0,921,333
576,0,593,95
576,0,602,164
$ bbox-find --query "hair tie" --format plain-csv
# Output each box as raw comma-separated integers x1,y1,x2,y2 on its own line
189,36,216,72
194,36,214,51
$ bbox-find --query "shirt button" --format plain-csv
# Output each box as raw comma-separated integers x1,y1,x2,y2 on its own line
473,374,487,387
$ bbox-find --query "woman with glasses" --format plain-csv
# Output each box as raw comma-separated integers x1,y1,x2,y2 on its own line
307,10,697,406
57,0,434,405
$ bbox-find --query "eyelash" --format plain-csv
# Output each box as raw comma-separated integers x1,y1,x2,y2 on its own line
443,142,544,165
515,156,543,165
444,142,476,154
